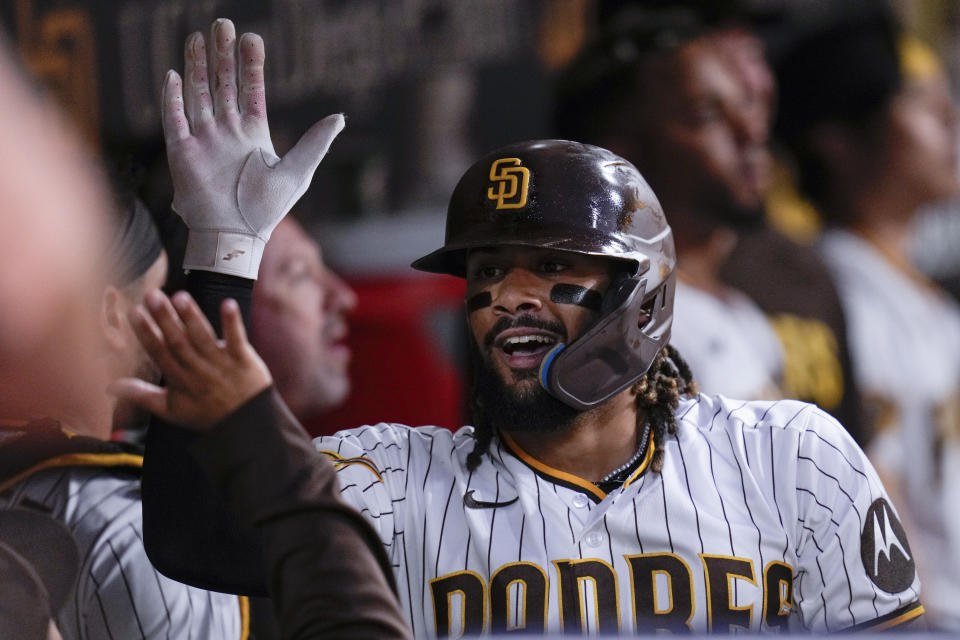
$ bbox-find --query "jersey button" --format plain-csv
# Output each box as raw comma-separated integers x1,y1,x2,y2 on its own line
585,530,604,547
572,494,590,508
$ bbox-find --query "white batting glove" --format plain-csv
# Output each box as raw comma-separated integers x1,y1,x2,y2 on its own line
161,18,344,279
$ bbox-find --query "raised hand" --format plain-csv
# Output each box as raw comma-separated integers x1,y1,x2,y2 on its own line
162,18,344,279
109,289,272,430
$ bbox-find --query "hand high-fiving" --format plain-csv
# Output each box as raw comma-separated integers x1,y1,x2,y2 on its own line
162,18,344,279
110,289,272,430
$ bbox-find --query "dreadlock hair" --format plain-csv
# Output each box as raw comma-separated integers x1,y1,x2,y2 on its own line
466,343,698,473
631,343,698,473
466,408,495,473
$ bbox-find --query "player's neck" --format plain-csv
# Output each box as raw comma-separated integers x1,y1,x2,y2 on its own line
56,396,114,440
504,389,641,483
675,227,738,297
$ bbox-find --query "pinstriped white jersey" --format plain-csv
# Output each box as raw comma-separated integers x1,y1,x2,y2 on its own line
821,229,960,630
316,393,921,636
1,467,244,640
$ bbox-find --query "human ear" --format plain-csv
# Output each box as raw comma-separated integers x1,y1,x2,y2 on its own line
100,285,129,350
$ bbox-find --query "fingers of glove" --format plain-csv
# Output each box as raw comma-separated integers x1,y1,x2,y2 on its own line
170,291,221,360
128,303,192,388
144,289,214,375
161,70,190,144
209,18,239,119
183,31,214,130
220,298,251,360
108,378,171,422
279,113,346,180
238,32,267,121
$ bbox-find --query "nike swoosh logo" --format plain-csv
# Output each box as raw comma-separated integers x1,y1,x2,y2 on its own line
463,490,519,510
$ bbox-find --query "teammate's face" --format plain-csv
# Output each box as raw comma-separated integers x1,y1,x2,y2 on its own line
631,35,770,230
113,251,169,432
465,247,613,394
879,69,959,204
251,219,357,418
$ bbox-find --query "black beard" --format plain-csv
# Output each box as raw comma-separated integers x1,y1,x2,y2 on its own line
712,199,766,232
694,180,766,232
468,321,582,435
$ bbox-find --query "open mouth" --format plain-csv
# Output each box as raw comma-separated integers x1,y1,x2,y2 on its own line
495,331,559,369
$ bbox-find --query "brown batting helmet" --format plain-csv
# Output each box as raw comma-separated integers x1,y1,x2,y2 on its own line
413,140,676,409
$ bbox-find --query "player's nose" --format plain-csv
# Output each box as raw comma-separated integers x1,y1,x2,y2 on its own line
322,269,357,313
492,268,543,316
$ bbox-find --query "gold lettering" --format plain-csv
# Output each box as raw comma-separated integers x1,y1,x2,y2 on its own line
487,158,530,209
769,314,843,410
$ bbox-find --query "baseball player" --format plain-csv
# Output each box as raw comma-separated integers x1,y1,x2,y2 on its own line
117,19,924,636
0,189,245,639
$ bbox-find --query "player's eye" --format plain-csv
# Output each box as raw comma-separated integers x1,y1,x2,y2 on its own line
473,265,503,280
540,261,569,274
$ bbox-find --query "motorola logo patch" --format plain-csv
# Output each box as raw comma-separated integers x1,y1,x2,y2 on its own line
860,498,915,593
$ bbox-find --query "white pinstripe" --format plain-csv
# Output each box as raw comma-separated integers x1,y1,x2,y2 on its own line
2,467,243,640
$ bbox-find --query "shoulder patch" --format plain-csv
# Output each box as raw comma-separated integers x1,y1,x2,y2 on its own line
860,498,915,593
318,450,383,483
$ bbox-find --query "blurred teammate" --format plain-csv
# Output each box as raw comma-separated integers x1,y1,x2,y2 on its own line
556,3,865,439
775,8,960,630
555,6,783,399
0,187,245,639
251,217,357,421
0,34,109,422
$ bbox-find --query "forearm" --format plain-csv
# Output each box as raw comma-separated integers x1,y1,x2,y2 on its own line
185,270,253,336
190,387,409,639
142,421,268,595
141,270,264,594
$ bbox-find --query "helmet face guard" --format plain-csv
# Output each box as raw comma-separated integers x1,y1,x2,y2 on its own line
412,139,676,409
540,271,675,410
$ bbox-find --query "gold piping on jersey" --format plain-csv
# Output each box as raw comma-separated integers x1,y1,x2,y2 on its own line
317,450,383,483
621,437,655,492
499,431,655,503
851,601,924,632
0,452,143,494
238,595,250,640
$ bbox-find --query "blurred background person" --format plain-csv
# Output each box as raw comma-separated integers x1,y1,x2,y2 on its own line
556,0,867,439
555,3,786,400
251,217,358,423
0,181,246,639
0,32,110,423
774,4,960,630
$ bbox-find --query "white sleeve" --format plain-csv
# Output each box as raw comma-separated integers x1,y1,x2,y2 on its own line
314,423,420,549
792,410,922,632
75,508,243,640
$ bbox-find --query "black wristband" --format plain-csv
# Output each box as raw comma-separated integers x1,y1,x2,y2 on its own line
185,271,254,336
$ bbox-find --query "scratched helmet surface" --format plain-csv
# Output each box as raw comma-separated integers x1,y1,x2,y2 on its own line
413,139,677,410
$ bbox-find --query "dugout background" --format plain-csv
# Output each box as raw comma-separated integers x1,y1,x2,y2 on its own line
3,0,960,434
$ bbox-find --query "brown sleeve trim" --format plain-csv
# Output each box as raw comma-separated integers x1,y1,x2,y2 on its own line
846,601,924,632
